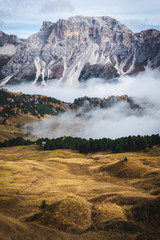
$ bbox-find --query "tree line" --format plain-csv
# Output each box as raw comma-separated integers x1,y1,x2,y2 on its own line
0,137,34,148
0,134,160,154
39,134,160,154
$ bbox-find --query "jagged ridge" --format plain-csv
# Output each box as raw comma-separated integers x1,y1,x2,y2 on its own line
0,16,160,86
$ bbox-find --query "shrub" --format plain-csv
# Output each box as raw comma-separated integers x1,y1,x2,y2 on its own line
39,200,48,209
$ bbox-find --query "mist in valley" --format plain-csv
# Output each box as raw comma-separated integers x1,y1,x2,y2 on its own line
6,68,160,139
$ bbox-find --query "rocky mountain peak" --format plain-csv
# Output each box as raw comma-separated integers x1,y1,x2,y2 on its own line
0,16,160,86
50,15,133,41
0,31,19,47
41,21,55,31
136,29,160,39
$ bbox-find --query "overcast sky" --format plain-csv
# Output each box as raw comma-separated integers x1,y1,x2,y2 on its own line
0,0,160,38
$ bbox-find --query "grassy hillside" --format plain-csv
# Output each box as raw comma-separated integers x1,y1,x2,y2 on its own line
0,89,69,141
0,124,25,142
0,145,160,239
0,89,143,121
0,89,145,143
0,89,68,119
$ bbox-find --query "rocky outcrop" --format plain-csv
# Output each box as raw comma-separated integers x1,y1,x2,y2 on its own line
0,31,19,47
78,63,119,81
0,31,21,80
0,16,160,86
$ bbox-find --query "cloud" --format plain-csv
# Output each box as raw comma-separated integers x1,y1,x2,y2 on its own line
0,0,31,14
123,20,160,32
0,0,160,37
0,9,9,18
0,20,5,28
40,0,74,13
0,9,9,28
6,68,160,104
6,68,160,139
0,0,74,38
3,29,37,39
26,101,160,139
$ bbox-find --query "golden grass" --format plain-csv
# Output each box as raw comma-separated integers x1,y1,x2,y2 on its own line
0,124,24,142
0,146,160,239
29,196,92,233
0,113,41,142
130,196,160,230
92,202,126,223
99,159,151,178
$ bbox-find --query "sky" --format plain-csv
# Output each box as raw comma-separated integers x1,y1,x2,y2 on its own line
0,0,160,38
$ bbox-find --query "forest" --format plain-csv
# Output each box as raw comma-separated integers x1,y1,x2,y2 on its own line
41,134,160,153
0,89,67,117
1,134,159,154
0,89,143,120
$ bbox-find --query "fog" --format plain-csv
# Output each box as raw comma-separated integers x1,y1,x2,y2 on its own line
6,68,160,139
27,103,160,139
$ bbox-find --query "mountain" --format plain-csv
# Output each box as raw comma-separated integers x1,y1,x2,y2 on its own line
0,16,160,86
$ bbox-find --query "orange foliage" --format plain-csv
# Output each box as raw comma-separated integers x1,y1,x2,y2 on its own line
0,106,4,112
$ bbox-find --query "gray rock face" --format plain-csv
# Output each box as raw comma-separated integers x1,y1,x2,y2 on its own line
0,31,21,80
0,16,160,86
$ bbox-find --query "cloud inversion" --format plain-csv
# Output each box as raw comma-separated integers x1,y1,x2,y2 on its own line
6,68,160,139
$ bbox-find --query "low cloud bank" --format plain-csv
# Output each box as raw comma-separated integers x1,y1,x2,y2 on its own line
6,68,160,139
27,102,160,139
6,68,160,104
